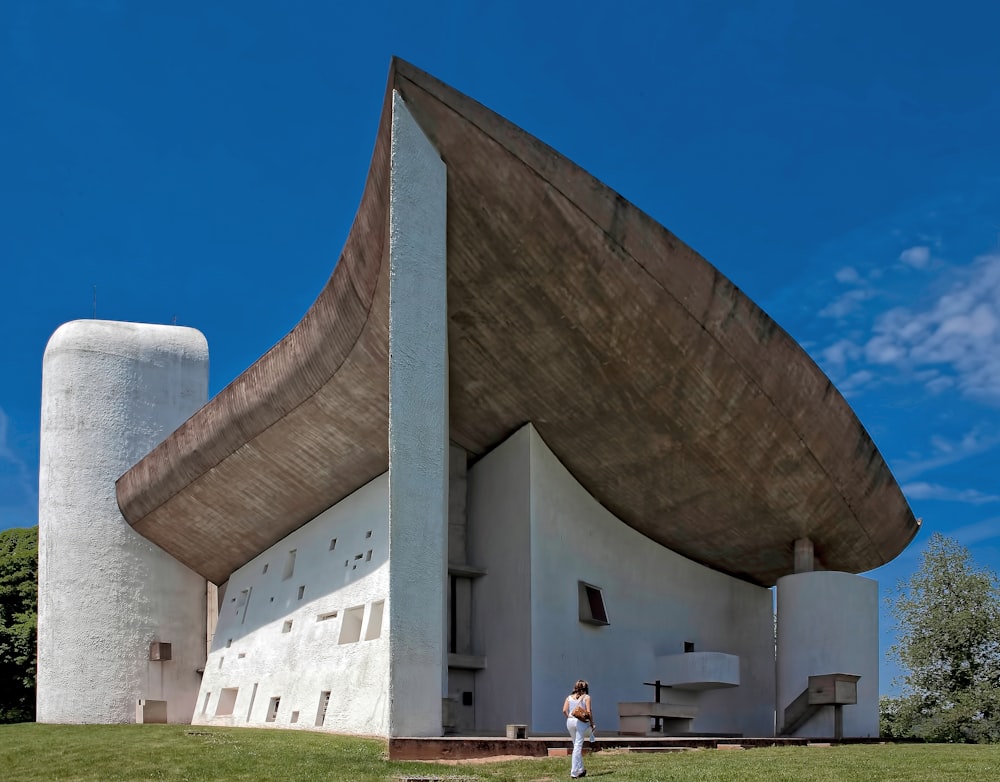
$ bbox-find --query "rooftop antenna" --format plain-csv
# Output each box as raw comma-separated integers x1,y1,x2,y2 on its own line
92,285,97,319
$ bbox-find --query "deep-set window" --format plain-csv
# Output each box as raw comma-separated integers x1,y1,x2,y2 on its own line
578,581,610,626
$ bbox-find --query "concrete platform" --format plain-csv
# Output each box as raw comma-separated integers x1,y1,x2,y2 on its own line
387,735,885,760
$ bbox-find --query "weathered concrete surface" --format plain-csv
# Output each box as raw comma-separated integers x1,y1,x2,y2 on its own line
116,59,918,588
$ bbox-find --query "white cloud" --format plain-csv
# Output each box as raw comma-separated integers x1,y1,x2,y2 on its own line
924,375,955,394
899,245,931,269
862,254,1000,400
0,407,15,462
893,427,1000,481
949,518,1000,547
864,335,907,364
838,369,876,395
821,338,862,368
835,266,861,283
819,288,877,318
901,481,1000,505
0,406,38,521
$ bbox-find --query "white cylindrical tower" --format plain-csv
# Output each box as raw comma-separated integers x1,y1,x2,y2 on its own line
775,571,879,738
37,320,210,724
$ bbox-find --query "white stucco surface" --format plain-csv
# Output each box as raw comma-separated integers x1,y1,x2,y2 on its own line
776,571,879,737
387,91,449,737
467,424,776,736
467,427,533,731
194,474,391,734
37,320,209,724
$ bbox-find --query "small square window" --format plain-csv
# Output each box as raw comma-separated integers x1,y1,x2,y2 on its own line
282,620,293,633
578,581,609,626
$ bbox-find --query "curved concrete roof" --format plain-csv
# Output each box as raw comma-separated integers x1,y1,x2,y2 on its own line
117,59,919,587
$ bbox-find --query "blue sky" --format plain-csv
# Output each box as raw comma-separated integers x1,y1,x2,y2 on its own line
2,1,998,695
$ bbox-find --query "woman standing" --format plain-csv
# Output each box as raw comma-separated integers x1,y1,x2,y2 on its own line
562,679,594,779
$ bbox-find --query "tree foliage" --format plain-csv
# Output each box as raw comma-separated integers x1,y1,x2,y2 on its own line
0,526,37,723
882,532,1000,743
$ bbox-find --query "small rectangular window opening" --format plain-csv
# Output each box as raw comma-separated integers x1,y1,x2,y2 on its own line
339,605,365,644
684,641,696,653
364,600,385,641
262,563,269,574
283,549,297,581
282,620,293,634
578,581,610,626
317,611,338,622
290,710,299,724
297,585,305,600
365,530,372,539
215,687,238,717
266,696,280,723
329,538,337,551
237,587,252,625
246,682,258,723
316,690,332,727
366,549,373,562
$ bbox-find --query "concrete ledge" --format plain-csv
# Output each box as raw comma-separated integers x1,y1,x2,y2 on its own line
656,652,740,690
618,701,699,719
387,735,887,760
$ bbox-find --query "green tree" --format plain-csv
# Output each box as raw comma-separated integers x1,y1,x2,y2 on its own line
0,526,37,723
882,532,1000,743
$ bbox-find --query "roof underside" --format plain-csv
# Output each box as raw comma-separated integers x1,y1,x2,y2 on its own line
116,59,918,587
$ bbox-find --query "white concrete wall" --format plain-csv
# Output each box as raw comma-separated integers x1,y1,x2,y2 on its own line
194,474,391,734
466,427,533,731
467,424,776,736
37,319,209,724
528,426,775,735
776,571,879,738
387,90,449,737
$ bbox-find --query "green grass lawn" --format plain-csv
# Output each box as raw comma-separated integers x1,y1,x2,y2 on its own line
2,724,998,781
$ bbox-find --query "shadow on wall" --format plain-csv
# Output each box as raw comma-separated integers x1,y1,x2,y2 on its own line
209,481,390,652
